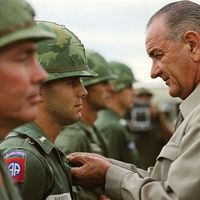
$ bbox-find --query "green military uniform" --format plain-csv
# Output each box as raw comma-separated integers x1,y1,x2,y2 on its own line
95,61,139,165
0,123,74,200
56,121,107,200
0,21,95,200
0,0,54,199
56,121,108,156
56,50,115,200
96,109,139,164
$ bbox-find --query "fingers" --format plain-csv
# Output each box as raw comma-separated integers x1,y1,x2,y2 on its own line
67,152,96,168
100,196,111,200
70,167,84,186
70,164,101,188
67,152,110,164
67,152,94,159
66,152,112,188
68,154,87,167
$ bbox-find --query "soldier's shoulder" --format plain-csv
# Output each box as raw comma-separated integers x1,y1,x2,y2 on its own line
60,123,85,135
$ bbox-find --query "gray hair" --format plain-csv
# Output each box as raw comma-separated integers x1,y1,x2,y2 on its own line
147,1,200,40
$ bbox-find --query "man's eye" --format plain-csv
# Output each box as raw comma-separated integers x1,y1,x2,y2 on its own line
154,53,163,60
66,79,76,86
66,81,73,85
16,54,29,62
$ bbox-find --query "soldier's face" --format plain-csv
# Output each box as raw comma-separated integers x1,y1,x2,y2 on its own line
42,77,87,125
86,81,113,111
117,85,135,112
0,40,47,135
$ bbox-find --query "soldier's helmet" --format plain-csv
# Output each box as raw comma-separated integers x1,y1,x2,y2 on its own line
137,87,153,97
108,61,137,91
0,0,55,49
83,50,117,87
36,21,97,82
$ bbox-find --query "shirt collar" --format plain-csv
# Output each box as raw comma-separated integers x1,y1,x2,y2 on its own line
180,83,200,119
14,122,55,154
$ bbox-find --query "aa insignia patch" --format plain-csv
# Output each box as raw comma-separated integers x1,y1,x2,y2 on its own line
4,151,26,183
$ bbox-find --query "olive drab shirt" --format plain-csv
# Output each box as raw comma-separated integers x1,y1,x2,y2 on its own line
104,84,200,200
56,120,108,156
55,120,108,200
0,123,74,200
95,109,139,165
0,156,22,200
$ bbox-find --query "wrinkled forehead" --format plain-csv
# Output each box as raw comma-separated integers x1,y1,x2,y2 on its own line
146,16,166,40
145,17,168,50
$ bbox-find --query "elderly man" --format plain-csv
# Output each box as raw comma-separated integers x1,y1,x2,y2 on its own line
67,1,200,200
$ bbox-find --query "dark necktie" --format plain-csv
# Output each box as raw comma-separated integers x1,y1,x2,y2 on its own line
175,111,184,130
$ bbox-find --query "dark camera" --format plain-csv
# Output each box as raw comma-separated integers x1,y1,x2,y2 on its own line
130,101,152,132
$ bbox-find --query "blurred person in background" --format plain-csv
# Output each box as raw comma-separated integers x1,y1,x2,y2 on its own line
129,87,172,169
95,61,140,165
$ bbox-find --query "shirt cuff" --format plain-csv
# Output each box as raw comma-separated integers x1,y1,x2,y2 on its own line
105,164,133,200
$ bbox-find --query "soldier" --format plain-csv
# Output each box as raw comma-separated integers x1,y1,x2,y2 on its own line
95,61,139,165
0,21,96,200
0,0,55,199
131,87,172,169
67,1,200,200
55,50,115,200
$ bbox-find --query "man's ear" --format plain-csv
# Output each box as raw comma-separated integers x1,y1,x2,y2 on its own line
184,31,200,62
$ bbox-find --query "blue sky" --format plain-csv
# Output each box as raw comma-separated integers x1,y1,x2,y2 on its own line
27,0,199,86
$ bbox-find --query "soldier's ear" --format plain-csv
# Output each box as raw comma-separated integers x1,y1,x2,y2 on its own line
184,31,200,62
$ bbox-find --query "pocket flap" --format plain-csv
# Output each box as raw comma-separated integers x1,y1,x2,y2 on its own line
157,143,179,161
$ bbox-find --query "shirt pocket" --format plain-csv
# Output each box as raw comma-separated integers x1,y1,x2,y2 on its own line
155,143,179,180
157,142,179,162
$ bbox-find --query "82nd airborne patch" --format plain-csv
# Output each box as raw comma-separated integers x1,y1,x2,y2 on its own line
4,151,26,183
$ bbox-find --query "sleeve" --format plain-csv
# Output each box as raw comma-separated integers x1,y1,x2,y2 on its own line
105,110,200,200
110,159,151,177
3,148,49,200
55,128,91,155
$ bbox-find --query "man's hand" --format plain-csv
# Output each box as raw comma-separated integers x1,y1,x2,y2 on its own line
100,195,111,200
67,152,111,188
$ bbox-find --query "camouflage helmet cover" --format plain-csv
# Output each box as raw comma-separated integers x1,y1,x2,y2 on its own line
83,50,117,87
109,61,137,91
37,21,97,82
0,0,55,49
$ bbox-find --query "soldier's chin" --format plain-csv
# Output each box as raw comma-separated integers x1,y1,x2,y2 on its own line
63,113,82,126
24,106,39,121
77,111,82,118
75,114,82,123
12,108,38,128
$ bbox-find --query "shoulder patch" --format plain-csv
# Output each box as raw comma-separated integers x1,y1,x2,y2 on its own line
4,151,26,183
4,151,26,159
